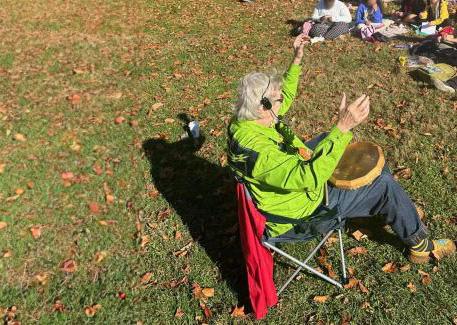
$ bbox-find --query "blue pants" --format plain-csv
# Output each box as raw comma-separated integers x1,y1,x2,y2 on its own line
278,134,428,246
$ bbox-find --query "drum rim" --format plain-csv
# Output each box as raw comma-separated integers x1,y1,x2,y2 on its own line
329,141,385,190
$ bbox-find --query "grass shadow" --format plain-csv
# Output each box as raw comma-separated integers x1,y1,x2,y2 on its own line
142,117,250,308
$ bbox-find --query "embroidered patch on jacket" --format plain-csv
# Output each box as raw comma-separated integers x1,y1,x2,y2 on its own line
298,147,312,160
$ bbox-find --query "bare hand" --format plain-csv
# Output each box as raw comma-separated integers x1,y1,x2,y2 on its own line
292,34,310,63
336,93,370,133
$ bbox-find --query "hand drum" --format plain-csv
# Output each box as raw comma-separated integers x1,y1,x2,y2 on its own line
329,141,385,190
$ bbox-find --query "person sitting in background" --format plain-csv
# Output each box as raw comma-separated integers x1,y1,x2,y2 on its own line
228,34,456,265
309,0,352,39
393,0,426,23
419,0,450,29
355,0,384,29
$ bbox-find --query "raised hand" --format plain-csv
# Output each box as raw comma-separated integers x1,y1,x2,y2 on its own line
336,93,370,133
292,34,310,64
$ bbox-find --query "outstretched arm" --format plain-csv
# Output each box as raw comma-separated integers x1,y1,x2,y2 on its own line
278,34,309,116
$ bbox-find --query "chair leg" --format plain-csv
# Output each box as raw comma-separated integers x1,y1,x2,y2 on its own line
264,239,343,291
277,230,335,295
337,227,348,284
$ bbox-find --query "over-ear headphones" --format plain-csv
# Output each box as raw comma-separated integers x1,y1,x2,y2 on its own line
260,77,272,110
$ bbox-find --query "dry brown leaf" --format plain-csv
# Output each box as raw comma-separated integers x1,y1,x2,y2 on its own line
92,163,103,175
27,181,34,189
407,282,417,292
418,270,432,285
30,225,42,239
192,283,215,301
361,301,371,309
98,220,117,226
415,205,426,220
173,242,192,257
109,92,123,100
343,277,359,289
140,272,153,284
0,221,7,230
73,67,86,74
60,259,77,273
114,116,125,124
351,230,367,241
84,304,101,317
94,251,108,263
129,120,139,127
216,91,231,100
106,194,115,204
67,94,81,105
140,235,150,248
175,308,185,319
199,302,213,320
347,246,368,256
14,133,26,142
399,264,411,272
151,102,163,111
15,188,25,195
394,168,412,180
313,295,329,303
3,250,12,258
382,262,397,273
52,300,65,312
0,163,6,174
164,118,175,124
34,272,50,285
88,202,101,215
230,305,246,318
358,281,369,294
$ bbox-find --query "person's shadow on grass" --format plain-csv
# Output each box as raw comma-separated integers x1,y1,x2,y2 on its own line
142,117,250,309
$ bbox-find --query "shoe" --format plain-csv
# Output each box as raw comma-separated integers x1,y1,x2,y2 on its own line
409,239,456,264
432,78,455,93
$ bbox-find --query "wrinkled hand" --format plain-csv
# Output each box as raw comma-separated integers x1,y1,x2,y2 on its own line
293,34,310,63
336,93,370,133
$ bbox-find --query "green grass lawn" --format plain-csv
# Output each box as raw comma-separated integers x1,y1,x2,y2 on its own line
0,0,456,323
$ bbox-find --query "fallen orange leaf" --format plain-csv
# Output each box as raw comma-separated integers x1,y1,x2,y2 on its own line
140,272,153,284
174,308,185,318
418,270,432,285
52,300,65,312
30,226,42,239
230,305,246,318
60,259,77,273
88,202,101,215
351,230,367,241
407,282,417,292
347,246,368,256
382,262,397,273
114,116,125,124
14,133,26,142
84,304,101,317
34,272,50,285
343,277,359,289
313,295,329,303
0,221,7,230
94,251,108,263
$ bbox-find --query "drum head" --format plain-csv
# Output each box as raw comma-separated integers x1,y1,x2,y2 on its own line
329,141,385,190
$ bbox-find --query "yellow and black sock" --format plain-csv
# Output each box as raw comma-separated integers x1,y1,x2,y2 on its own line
410,239,434,252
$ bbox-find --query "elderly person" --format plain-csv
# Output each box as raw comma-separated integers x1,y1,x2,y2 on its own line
227,34,455,264
309,0,352,39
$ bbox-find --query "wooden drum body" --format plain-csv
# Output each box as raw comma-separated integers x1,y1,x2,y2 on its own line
329,141,385,190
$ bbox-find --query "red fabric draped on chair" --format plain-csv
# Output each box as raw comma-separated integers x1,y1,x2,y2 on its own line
236,183,278,319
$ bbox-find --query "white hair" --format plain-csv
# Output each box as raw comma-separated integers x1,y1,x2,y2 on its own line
234,71,281,121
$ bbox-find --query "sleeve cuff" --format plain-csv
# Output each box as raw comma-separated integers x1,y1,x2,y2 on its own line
327,126,353,145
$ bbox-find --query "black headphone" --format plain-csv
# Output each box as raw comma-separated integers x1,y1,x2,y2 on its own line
260,78,272,110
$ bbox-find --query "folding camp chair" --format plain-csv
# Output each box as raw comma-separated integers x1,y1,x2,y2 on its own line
240,182,348,294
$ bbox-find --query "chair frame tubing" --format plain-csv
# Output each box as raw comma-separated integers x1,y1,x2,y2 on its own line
263,222,348,293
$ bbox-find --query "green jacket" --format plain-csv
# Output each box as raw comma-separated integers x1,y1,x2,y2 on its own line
228,63,353,237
